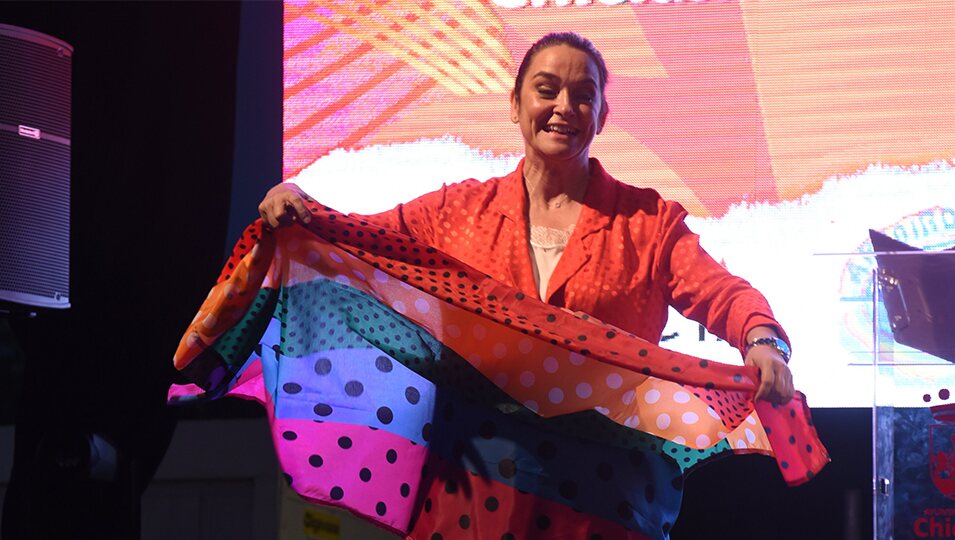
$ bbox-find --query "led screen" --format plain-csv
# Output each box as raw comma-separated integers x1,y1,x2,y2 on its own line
283,0,955,407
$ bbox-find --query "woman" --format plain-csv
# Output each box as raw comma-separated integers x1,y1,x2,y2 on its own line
180,33,821,540
260,33,794,404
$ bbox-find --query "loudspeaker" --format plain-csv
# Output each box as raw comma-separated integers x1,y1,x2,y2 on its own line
0,23,72,309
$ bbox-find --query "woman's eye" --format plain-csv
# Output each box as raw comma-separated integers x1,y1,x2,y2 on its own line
537,87,556,97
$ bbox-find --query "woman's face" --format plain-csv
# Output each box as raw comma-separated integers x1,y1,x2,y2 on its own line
511,44,607,167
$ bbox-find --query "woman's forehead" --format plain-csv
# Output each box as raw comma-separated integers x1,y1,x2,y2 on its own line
525,45,601,84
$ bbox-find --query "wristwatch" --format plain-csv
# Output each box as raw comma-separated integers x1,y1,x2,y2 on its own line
745,337,791,363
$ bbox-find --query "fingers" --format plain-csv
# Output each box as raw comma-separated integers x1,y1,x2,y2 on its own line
258,183,313,229
746,351,795,405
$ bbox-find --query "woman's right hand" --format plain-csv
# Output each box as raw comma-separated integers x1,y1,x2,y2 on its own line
258,182,313,229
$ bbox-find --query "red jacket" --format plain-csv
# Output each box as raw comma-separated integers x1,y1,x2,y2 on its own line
361,158,786,351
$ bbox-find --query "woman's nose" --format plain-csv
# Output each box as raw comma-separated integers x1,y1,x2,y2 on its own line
554,90,574,115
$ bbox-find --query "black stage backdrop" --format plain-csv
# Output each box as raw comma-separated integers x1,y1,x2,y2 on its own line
0,2,870,539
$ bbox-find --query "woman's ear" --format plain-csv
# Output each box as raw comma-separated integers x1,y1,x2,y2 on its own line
510,89,519,123
596,100,609,134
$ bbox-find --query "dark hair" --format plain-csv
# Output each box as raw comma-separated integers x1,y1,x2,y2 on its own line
513,32,609,110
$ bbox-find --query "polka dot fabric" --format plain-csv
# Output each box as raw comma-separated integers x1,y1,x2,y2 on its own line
171,160,829,537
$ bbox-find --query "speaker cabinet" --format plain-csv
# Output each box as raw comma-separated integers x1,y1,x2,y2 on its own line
0,24,72,308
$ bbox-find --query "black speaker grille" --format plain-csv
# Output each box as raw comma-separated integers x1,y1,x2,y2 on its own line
0,25,71,308
0,34,71,139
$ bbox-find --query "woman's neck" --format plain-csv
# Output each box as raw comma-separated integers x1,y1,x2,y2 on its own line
522,156,591,229
522,157,590,209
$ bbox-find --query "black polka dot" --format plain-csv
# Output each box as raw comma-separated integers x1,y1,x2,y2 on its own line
502,534,516,540
422,422,432,441
375,355,394,372
359,468,372,482
386,449,398,463
781,461,789,469
536,515,551,530
405,386,421,404
308,454,323,467
282,431,297,441
590,535,604,540
330,486,344,500
314,357,332,375
375,502,387,516
645,483,655,504
672,475,684,490
596,462,613,481
459,514,471,529
344,380,364,397
699,359,709,368
424,498,433,512
559,480,578,499
484,496,499,512
313,403,333,416
498,458,517,478
338,436,353,449
400,483,410,497
377,406,394,424
628,449,645,467
283,382,302,394
430,534,442,540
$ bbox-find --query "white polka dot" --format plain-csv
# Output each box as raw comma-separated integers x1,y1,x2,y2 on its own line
493,373,508,388
373,269,389,283
472,324,486,340
673,435,687,445
548,387,564,404
736,439,748,449
707,407,721,420
696,434,712,448
467,354,481,367
542,356,559,373
351,270,366,281
745,428,756,444
393,301,407,314
673,391,691,404
524,400,539,413
622,389,636,405
306,250,321,264
518,339,533,354
334,275,351,286
576,383,593,399
681,412,699,425
606,373,623,389
328,251,343,264
445,325,462,338
414,298,430,314
569,352,585,366
644,389,661,404
746,415,757,425
656,413,671,430
717,431,728,440
519,371,535,387
594,406,610,416
492,343,507,359
624,416,640,428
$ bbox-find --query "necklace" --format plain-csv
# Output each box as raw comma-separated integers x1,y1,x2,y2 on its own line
525,176,578,210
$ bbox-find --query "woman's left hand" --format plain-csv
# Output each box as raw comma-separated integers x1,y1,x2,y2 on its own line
744,346,794,405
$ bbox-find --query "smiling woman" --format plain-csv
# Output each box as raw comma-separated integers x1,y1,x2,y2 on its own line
178,32,826,540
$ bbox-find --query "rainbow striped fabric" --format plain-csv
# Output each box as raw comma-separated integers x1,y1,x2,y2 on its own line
170,206,828,539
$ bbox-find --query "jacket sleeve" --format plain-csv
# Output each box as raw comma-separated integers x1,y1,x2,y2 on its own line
657,200,790,353
349,184,453,245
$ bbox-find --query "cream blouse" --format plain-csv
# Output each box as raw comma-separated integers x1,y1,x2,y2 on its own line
529,225,574,300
